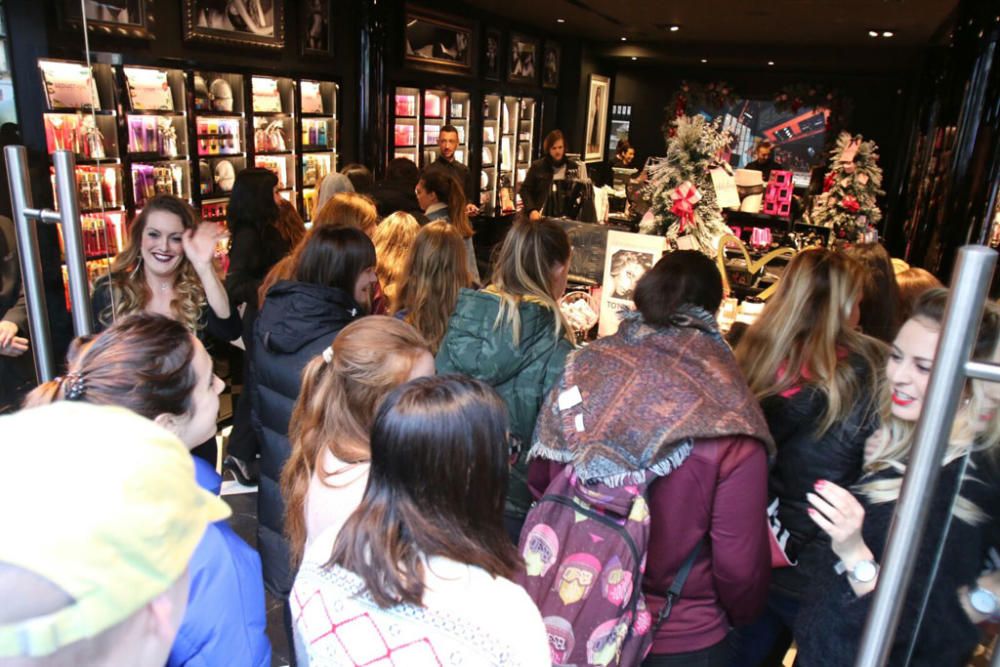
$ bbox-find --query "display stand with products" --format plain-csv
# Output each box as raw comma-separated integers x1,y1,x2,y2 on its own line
120,66,192,211
485,94,537,216
390,86,471,168
191,71,246,224
481,94,502,215
38,58,125,303
299,79,338,222
252,75,297,208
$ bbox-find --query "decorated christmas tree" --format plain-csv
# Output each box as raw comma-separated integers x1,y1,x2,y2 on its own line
809,132,885,243
641,115,733,255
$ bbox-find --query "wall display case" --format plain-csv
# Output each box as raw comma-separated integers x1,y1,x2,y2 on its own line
482,94,537,216
192,71,247,223
299,79,338,222
252,76,297,207
391,86,471,169
481,94,502,215
120,66,192,210
38,58,125,299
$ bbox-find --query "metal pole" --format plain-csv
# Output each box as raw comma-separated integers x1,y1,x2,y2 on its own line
52,150,92,337
992,639,1000,667
5,145,54,382
854,245,998,667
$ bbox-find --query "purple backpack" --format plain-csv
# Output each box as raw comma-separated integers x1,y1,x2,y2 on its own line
515,466,700,667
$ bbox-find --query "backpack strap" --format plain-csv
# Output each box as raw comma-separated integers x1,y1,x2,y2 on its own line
651,539,703,633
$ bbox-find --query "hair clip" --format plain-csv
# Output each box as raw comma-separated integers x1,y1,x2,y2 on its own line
322,347,334,364
62,372,86,401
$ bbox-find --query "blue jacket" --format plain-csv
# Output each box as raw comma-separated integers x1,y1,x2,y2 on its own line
168,457,271,667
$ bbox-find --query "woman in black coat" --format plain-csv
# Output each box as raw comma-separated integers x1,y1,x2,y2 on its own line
251,225,378,602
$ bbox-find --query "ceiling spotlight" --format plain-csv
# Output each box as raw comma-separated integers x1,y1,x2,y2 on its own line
631,56,637,61
868,30,879,37
767,60,775,66
621,36,627,41
700,58,708,63
669,25,680,32
882,30,894,37
556,18,565,23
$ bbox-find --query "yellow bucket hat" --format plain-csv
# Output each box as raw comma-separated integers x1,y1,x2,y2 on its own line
0,402,231,657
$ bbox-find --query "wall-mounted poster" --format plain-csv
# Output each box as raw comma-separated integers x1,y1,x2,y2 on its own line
584,74,611,162
404,8,473,75
64,0,156,40
509,33,537,84
482,28,501,81
542,41,560,89
184,0,285,49
598,230,667,337
301,0,333,56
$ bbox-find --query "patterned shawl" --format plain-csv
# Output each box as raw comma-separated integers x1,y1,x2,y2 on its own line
530,306,773,486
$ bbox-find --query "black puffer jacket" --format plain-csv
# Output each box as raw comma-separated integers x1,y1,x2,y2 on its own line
766,355,880,599
251,280,361,595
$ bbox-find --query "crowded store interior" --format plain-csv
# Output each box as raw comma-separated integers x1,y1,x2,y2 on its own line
2,0,1000,666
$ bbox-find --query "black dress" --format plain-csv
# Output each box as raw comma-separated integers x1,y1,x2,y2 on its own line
794,450,1000,667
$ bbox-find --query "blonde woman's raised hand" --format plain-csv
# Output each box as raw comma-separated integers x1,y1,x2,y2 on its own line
182,222,226,275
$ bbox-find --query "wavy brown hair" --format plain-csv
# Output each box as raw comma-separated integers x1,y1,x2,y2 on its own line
329,375,519,608
281,316,430,566
99,195,206,333
735,248,885,436
24,313,197,419
312,191,378,236
372,212,420,307
393,221,472,352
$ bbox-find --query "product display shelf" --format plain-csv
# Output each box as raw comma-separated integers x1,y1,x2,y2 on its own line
299,79,338,222
497,96,520,215
191,70,248,225
449,91,471,166
38,58,126,302
119,65,193,213
422,89,448,167
391,86,472,170
252,76,297,213
515,97,537,206
392,86,421,165
480,94,503,216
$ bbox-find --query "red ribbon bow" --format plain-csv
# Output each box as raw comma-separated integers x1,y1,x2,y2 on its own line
671,181,702,233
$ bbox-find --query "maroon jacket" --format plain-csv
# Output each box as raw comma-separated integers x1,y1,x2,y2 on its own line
528,435,771,655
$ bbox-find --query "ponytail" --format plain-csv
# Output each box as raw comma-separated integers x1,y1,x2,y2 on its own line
421,170,473,239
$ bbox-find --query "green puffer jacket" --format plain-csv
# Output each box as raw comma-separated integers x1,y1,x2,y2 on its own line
436,287,573,519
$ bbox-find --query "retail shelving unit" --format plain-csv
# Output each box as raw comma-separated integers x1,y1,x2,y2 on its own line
191,71,247,224
391,86,472,169
252,75,297,207
299,79,338,222
481,94,502,215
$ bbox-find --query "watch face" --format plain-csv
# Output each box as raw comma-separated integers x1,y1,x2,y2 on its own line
852,560,878,583
970,588,999,615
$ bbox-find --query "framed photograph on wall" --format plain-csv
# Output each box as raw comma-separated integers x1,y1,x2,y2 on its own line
542,41,560,89
584,74,611,162
64,0,156,40
508,33,537,84
404,8,473,75
301,0,333,56
482,28,501,81
184,0,285,49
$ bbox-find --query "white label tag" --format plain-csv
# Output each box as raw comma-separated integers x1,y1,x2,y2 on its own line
575,414,585,432
558,385,583,411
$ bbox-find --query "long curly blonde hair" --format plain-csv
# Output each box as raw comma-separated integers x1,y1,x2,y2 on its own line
373,212,420,308
99,195,206,333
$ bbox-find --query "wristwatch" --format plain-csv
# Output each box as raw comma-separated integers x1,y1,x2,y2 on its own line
969,586,1000,620
835,558,880,584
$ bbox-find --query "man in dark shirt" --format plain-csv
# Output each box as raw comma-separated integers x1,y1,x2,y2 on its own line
425,124,479,216
745,141,782,181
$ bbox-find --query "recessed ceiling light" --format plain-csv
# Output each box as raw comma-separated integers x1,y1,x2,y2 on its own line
868,30,879,37
700,58,708,63
767,60,775,66
669,25,680,32
621,37,627,41
882,30,894,37
556,18,565,23
631,56,637,61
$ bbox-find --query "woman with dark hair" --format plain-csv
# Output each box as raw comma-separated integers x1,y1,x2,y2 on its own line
844,242,902,342
520,129,588,220
437,218,574,540
223,168,301,486
251,224,378,608
24,313,270,667
91,194,239,341
613,138,636,169
340,163,375,196
415,169,479,282
291,375,549,665
526,251,772,666
371,157,424,219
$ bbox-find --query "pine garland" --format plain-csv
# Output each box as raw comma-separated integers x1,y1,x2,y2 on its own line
809,132,885,243
640,115,733,255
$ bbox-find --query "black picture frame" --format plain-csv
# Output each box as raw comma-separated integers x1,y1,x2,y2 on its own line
404,8,474,75
184,0,286,50
508,32,538,84
482,28,501,81
301,0,333,57
542,41,560,89
64,0,156,40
